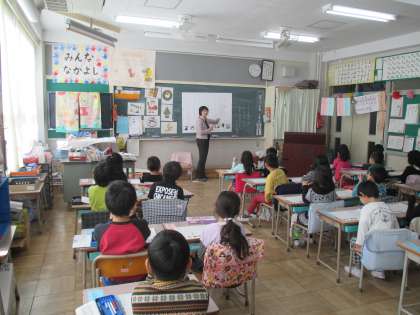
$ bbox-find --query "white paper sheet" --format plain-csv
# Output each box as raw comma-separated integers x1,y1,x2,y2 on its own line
354,93,380,114
336,189,353,200
161,104,173,121
161,122,177,134
127,102,145,116
146,227,157,244
280,195,303,204
128,116,143,136
128,178,141,185
175,225,207,240
81,196,89,204
405,104,419,124
388,119,405,133
403,136,415,153
387,135,404,150
330,209,361,221
144,116,160,128
81,228,94,235
390,97,404,118
72,234,92,248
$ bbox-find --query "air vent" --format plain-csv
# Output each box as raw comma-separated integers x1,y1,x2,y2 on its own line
44,0,68,12
144,0,182,9
307,20,346,30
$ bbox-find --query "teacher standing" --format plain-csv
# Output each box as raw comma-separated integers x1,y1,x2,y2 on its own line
195,106,220,182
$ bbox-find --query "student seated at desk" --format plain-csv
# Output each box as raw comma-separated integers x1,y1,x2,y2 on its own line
345,181,399,279
400,150,420,183
352,166,387,199
228,151,256,191
94,180,150,255
302,155,330,183
259,147,278,177
148,161,184,200
141,156,163,183
247,154,288,215
332,144,351,182
131,230,209,315
88,161,110,212
105,152,127,182
363,150,385,171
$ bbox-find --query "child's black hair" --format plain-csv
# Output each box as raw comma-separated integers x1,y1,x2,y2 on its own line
373,144,384,153
147,156,161,172
337,144,350,161
264,154,279,169
199,106,209,116
369,166,387,184
312,165,335,193
217,191,249,260
105,180,137,216
93,161,110,187
105,153,127,181
241,151,255,175
266,147,277,157
311,155,330,170
106,152,123,167
407,150,420,167
163,161,183,183
357,180,379,199
148,230,190,281
370,150,384,165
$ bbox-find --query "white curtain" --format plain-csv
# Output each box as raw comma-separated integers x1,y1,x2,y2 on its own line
273,88,319,140
0,0,39,170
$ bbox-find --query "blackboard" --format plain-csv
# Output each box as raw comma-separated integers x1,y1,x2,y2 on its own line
114,83,265,138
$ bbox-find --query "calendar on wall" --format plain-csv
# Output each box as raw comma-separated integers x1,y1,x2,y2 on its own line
328,57,375,86
376,51,420,81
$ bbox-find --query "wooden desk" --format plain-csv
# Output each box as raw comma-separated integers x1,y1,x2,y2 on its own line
81,280,219,314
0,226,16,262
393,182,420,199
240,178,266,216
215,169,237,192
398,240,420,315
316,202,408,283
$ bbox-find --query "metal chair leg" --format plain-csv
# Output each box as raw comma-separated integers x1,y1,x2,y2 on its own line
359,265,364,292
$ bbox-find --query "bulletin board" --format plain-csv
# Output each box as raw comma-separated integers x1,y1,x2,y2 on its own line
386,93,420,152
375,51,420,81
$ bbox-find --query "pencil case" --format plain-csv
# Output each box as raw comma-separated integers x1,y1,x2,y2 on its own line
95,295,125,315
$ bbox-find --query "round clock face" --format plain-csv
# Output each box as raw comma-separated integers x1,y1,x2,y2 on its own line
249,64,262,78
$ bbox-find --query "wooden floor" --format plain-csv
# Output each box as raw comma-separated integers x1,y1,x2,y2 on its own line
12,179,420,315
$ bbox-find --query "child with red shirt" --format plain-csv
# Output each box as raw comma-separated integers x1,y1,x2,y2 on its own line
332,144,352,182
94,180,150,255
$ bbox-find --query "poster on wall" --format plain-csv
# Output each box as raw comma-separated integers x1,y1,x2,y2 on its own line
52,43,109,84
161,87,174,105
405,104,419,124
354,93,380,114
320,97,335,116
128,116,143,136
55,92,79,132
181,93,232,133
144,116,161,129
79,93,102,129
336,98,351,116
161,104,173,121
390,97,404,118
146,98,159,115
109,48,156,88
161,122,177,134
387,135,404,150
127,102,145,116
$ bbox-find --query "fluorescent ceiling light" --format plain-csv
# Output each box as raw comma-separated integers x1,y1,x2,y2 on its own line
115,15,180,28
66,19,118,47
144,31,208,42
264,32,319,43
216,36,273,49
322,4,396,22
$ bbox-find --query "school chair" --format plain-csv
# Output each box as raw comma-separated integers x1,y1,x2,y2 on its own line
406,174,420,186
202,238,264,315
170,152,193,181
141,199,188,224
92,251,148,287
294,200,344,258
349,229,417,291
236,172,261,217
80,211,110,229
409,217,420,234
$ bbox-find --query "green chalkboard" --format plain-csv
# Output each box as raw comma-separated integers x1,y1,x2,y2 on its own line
387,93,420,152
114,83,265,138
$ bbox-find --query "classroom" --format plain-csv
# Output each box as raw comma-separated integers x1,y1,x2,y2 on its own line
1,0,420,314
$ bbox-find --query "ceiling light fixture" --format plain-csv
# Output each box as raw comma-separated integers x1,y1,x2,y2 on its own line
264,32,319,43
216,36,273,49
144,31,208,42
66,19,118,47
322,4,396,22
115,15,181,28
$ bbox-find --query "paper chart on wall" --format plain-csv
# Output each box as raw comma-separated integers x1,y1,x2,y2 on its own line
128,116,143,136
181,92,232,133
390,97,403,118
161,122,177,134
415,134,420,151
127,102,145,116
55,92,79,132
79,93,101,129
116,116,129,134
146,88,161,99
354,93,380,114
336,98,351,116
403,136,415,153
387,135,404,150
320,97,335,116
144,116,160,129
388,119,405,133
146,98,159,116
405,104,419,124
161,87,174,105
161,104,173,121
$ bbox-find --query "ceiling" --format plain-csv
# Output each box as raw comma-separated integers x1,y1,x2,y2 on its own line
39,0,420,54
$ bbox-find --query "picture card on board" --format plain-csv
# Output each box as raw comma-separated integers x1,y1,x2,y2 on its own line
387,135,404,150
127,102,145,116
128,116,143,136
161,122,177,134
403,136,415,153
405,104,419,124
390,97,403,118
388,119,405,134
146,98,159,116
161,104,173,121
161,87,174,105
144,116,161,129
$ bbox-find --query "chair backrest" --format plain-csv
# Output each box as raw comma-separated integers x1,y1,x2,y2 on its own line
92,251,148,286
141,199,188,224
170,152,193,169
202,238,264,288
406,174,420,186
235,171,261,193
409,217,420,234
364,228,418,253
81,211,110,229
308,200,345,234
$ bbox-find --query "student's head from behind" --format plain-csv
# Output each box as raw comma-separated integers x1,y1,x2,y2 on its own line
106,152,123,167
374,144,384,153
199,106,209,118
407,150,420,167
241,150,255,175
264,154,279,170
357,181,379,204
147,230,191,281
313,165,334,190
93,162,110,187
368,166,387,184
105,180,137,217
215,191,240,219
266,147,277,157
163,161,182,183
147,156,161,172
369,150,384,165
312,155,330,170
336,144,350,161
